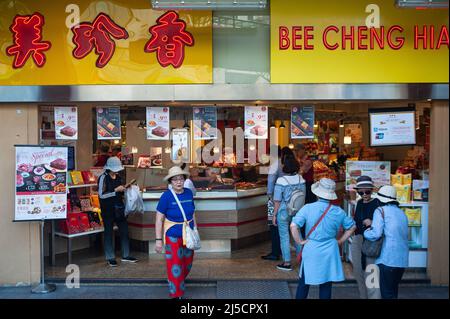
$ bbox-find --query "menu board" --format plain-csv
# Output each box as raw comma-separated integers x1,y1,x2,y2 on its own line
15,145,68,221
96,107,121,140
245,106,268,139
146,107,170,140
291,105,314,139
150,147,163,168
346,161,391,191
55,107,78,140
193,107,217,140
172,129,190,162
370,110,416,146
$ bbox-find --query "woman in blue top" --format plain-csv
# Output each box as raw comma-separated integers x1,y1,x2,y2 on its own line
364,185,409,299
155,166,196,299
272,155,305,271
290,178,356,299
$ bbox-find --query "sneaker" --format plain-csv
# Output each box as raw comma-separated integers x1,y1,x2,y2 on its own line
121,256,138,263
107,259,118,267
261,254,280,261
277,263,292,271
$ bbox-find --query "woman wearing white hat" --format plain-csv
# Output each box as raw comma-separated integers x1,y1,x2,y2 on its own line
290,178,356,299
98,157,137,267
155,166,196,299
364,185,409,299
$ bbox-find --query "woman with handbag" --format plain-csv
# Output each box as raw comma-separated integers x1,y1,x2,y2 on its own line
272,155,305,271
364,185,409,299
351,176,381,299
155,166,197,299
98,156,138,267
290,178,356,299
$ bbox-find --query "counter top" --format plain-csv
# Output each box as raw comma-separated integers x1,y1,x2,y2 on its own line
142,187,268,200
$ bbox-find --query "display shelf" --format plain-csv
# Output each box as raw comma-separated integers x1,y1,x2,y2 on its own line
68,183,97,189
55,228,104,238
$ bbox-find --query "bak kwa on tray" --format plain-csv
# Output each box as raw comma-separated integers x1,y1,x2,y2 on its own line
50,158,67,170
152,126,169,137
60,126,77,137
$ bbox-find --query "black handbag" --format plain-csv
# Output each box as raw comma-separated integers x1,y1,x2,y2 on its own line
361,208,385,258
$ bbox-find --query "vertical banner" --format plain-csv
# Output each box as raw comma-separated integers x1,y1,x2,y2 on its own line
291,105,314,139
15,145,68,221
55,107,78,140
193,107,218,140
172,129,190,162
96,107,121,140
146,107,170,140
245,106,268,139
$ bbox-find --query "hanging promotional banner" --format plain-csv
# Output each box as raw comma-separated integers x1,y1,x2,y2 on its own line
291,105,315,139
15,145,68,221
271,0,449,83
146,107,170,140
96,107,121,140
346,160,391,191
150,147,163,168
54,107,78,140
245,106,268,139
172,129,190,162
0,0,213,85
193,107,218,140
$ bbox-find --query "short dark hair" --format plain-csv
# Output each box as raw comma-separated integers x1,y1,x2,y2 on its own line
281,147,294,165
100,144,110,153
282,155,300,175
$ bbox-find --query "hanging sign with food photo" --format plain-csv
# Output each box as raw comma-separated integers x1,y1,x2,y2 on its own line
245,106,268,139
291,105,314,139
96,107,121,140
15,145,68,221
193,107,218,140
146,107,170,140
54,107,78,140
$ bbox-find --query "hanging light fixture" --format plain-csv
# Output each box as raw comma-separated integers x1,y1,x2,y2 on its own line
183,110,190,129
137,120,146,129
339,120,344,128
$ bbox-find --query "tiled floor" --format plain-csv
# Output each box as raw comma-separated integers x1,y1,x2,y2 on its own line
45,241,428,282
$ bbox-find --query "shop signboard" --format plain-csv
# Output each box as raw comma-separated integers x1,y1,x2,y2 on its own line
172,129,190,162
291,105,314,139
271,0,449,83
96,107,121,140
193,107,218,140
0,0,212,85
15,145,68,221
150,147,163,168
245,106,268,139
55,107,78,140
369,110,416,146
146,107,170,140
346,160,391,191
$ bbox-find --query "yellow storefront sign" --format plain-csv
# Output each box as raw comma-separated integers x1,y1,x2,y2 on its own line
271,0,449,83
0,0,212,85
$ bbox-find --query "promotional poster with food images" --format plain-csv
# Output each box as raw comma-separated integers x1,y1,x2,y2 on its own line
245,106,268,139
291,105,314,139
54,107,78,140
193,107,218,140
15,146,68,221
146,107,170,140
96,107,121,140
345,161,391,191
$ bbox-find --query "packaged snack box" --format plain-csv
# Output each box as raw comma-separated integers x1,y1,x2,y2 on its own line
402,173,412,185
403,207,421,226
395,184,411,203
391,174,403,185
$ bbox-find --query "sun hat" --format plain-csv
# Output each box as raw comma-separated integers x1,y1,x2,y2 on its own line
375,185,398,204
311,178,338,200
354,175,375,189
164,166,190,183
103,156,124,172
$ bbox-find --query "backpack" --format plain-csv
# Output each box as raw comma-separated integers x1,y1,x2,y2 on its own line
282,175,306,216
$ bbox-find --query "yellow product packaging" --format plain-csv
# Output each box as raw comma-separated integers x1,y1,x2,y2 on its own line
402,174,412,185
391,174,403,185
395,184,411,203
404,208,421,226
70,171,84,185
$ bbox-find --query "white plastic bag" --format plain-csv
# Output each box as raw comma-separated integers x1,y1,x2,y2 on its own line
125,185,144,216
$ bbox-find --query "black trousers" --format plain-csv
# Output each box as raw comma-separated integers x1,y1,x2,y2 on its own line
379,264,405,299
269,225,281,257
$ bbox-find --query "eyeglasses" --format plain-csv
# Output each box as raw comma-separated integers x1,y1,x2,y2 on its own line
357,190,372,196
171,177,185,183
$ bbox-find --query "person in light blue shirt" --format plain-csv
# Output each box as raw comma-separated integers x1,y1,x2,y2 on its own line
290,178,356,299
364,185,409,299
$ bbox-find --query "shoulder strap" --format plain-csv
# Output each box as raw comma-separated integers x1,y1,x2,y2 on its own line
305,203,332,240
281,176,291,185
170,189,188,222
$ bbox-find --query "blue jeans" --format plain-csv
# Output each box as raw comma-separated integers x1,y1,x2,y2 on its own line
277,208,299,263
103,214,131,260
379,264,405,299
296,268,332,299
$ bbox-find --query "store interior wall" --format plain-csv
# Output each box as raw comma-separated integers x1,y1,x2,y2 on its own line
0,104,40,286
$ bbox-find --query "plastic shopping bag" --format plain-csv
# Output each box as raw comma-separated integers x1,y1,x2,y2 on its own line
125,185,144,216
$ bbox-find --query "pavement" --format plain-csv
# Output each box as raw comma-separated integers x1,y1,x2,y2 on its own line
0,281,448,299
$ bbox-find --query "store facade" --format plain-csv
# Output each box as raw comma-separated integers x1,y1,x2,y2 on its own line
0,0,448,286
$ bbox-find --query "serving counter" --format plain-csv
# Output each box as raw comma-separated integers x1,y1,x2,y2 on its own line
127,187,269,253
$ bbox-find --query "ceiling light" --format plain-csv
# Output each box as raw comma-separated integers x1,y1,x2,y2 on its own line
151,0,267,10
395,0,448,8
344,136,352,145
279,121,285,129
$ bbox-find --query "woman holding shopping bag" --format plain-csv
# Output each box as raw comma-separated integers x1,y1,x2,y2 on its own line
155,166,197,299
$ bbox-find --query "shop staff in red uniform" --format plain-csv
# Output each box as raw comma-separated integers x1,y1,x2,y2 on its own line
295,143,315,204
155,166,196,299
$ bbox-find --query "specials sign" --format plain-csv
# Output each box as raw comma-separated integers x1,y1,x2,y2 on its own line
271,0,449,83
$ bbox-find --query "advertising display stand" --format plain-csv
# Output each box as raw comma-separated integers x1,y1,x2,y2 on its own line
32,219,56,294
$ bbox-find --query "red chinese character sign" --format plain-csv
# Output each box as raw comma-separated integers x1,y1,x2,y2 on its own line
145,11,194,69
6,13,51,69
72,13,129,68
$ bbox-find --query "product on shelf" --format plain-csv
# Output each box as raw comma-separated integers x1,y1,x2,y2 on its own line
70,171,84,185
394,184,411,203
413,180,429,201
403,207,422,226
81,171,96,184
